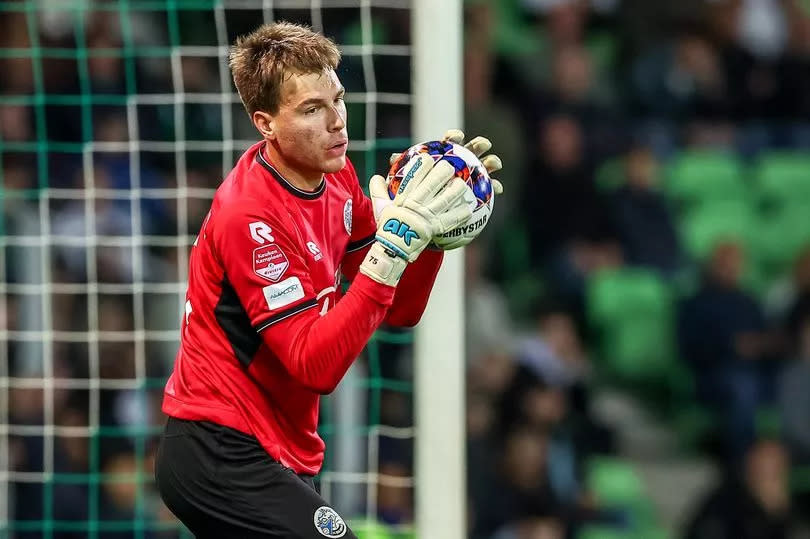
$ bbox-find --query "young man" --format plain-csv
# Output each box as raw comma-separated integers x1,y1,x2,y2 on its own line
155,22,502,538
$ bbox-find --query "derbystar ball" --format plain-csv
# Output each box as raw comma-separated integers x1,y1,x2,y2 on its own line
386,140,493,248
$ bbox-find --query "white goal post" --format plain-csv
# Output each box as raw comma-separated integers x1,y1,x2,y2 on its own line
412,1,466,538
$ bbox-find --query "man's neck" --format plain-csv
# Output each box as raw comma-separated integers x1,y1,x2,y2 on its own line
263,143,323,192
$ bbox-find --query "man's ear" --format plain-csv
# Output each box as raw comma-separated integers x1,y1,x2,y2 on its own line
253,111,275,140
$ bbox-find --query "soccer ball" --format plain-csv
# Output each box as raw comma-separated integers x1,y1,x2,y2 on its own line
386,140,493,249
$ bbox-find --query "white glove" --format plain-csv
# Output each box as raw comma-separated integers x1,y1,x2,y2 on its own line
359,154,472,286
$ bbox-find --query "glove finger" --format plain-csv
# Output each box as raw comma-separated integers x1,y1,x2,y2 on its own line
435,235,474,251
481,154,502,174
464,136,491,157
368,174,388,199
389,152,401,165
393,154,435,204
436,204,473,234
491,178,504,196
442,129,465,144
422,178,468,215
406,160,456,204
369,174,393,219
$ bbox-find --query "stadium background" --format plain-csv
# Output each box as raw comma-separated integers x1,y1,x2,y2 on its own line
4,0,810,537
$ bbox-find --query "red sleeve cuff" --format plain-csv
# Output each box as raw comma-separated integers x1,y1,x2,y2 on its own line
351,272,397,307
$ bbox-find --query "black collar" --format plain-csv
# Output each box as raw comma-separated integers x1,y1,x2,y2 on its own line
256,146,326,200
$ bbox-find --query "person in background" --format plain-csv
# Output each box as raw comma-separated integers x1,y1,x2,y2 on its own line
778,316,810,464
678,240,779,460
609,144,682,276
686,439,794,539
521,114,621,302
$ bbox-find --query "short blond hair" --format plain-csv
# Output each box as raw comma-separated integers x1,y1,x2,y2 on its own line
229,22,341,115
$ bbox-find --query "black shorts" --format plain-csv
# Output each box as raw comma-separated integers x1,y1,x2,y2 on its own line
155,417,357,539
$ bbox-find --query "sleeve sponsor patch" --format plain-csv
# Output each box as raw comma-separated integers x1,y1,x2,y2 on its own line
263,276,306,310
253,244,289,282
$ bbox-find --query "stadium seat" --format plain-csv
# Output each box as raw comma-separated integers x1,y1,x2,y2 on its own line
586,269,674,381
586,32,619,76
754,152,810,209
678,201,754,261
791,465,810,493
586,456,646,506
595,157,626,192
665,151,748,215
753,203,810,276
578,525,670,539
351,520,415,539
750,154,810,275
577,526,633,539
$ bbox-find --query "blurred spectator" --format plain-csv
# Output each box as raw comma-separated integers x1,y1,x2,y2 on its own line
464,0,525,231
491,515,567,539
517,305,591,389
678,240,780,459
712,0,792,121
686,439,795,539
779,246,810,351
764,245,810,325
465,243,514,365
608,145,682,275
521,114,621,299
474,426,560,537
517,303,614,456
778,317,810,464
631,31,731,120
376,461,413,525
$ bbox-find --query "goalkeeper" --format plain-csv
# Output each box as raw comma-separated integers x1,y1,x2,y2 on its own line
155,21,502,538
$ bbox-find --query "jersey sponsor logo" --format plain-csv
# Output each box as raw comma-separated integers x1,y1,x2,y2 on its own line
313,506,347,538
382,218,419,246
253,244,289,282
262,276,305,310
307,241,323,261
343,198,352,235
249,221,275,244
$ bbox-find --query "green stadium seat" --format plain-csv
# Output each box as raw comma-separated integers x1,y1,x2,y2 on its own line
750,154,810,275
595,157,626,192
678,201,754,261
586,32,619,75
665,152,747,215
754,152,810,209
790,465,810,493
753,203,810,275
577,526,634,539
578,523,671,539
496,220,544,320
586,269,674,381
587,456,646,506
351,520,415,539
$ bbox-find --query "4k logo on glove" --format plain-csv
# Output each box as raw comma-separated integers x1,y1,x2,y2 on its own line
383,218,420,246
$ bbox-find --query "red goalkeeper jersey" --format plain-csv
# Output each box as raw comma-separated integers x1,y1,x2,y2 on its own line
162,142,443,474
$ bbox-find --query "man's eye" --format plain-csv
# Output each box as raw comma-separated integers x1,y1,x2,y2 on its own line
305,107,318,115
334,96,344,103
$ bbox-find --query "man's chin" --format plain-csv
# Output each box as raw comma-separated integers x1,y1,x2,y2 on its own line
322,155,346,173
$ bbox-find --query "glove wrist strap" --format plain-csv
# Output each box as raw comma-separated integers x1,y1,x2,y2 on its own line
359,242,409,287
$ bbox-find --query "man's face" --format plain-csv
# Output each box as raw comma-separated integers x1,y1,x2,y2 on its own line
267,69,348,175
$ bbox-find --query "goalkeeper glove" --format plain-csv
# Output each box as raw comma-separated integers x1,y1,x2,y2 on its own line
360,154,472,286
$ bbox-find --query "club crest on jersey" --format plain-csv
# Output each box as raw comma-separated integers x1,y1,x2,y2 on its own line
313,506,347,538
343,199,352,235
253,244,289,282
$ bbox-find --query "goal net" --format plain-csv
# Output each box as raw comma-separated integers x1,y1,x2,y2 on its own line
0,1,445,536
